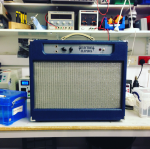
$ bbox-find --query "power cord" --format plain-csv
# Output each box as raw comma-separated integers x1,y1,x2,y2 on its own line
138,65,143,79
96,0,109,16
128,0,133,29
114,0,127,31
133,59,145,88
128,31,136,66
45,13,57,28
97,17,109,40
138,59,145,79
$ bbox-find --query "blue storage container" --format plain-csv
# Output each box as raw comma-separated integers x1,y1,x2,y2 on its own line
139,0,150,4
0,89,27,126
104,17,125,30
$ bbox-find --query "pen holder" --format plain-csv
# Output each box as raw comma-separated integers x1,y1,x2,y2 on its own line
9,22,31,29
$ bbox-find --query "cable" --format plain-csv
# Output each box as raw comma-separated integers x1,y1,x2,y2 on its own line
45,13,57,28
107,29,109,40
138,65,143,79
97,0,109,16
98,17,106,30
130,31,136,58
95,17,109,40
114,0,127,31
127,30,136,66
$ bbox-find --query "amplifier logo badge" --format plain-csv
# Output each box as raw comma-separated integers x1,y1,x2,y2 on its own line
79,46,95,53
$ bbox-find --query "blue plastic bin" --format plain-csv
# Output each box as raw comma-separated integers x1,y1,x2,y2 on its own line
0,89,27,126
139,0,150,4
104,17,125,30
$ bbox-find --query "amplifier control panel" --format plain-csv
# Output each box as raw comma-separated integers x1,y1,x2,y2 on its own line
44,44,113,54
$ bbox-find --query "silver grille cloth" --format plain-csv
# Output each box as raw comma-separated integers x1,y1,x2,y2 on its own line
34,62,122,109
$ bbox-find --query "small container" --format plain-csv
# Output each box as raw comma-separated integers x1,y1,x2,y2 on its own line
139,0,150,4
104,17,125,30
133,88,150,118
0,89,27,126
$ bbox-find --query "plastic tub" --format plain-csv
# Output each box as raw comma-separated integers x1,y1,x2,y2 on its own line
104,16,125,30
132,88,150,118
0,89,27,126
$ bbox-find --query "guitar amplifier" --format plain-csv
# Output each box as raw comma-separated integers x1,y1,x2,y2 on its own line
29,40,127,121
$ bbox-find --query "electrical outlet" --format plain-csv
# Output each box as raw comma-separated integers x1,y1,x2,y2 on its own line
128,56,138,65
138,56,150,65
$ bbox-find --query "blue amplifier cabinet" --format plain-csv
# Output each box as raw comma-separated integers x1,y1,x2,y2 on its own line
29,40,127,121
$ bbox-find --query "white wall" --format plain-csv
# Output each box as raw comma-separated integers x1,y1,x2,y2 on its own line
127,66,150,88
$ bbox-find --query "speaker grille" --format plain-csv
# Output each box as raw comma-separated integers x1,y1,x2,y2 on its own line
34,62,122,109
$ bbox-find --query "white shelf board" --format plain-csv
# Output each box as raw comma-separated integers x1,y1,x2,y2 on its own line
4,3,150,14
0,29,150,38
0,55,29,66
1,102,150,138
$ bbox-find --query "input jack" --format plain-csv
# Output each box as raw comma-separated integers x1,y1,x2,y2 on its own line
55,45,58,48
55,50,58,53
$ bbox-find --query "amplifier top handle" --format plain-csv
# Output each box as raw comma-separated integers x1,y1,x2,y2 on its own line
61,33,95,41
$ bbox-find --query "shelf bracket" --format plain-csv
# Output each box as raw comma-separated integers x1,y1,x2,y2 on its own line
145,37,150,55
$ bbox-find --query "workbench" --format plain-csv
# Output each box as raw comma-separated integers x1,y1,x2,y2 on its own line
0,102,150,138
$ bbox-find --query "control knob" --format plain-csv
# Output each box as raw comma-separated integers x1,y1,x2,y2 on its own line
61,47,67,52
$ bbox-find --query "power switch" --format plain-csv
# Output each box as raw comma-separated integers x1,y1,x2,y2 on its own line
69,47,73,53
